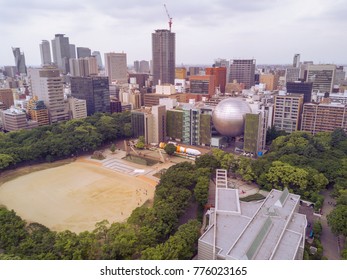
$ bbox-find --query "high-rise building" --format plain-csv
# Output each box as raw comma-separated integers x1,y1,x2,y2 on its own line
134,60,140,73
285,67,301,83
306,64,336,93
0,89,14,109
259,74,279,91
214,58,230,83
152,29,175,86
190,75,215,96
29,66,69,123
273,94,303,133
189,67,200,76
12,47,27,75
69,57,97,77
69,44,76,59
286,81,313,103
70,76,110,115
92,51,103,69
229,59,256,89
301,103,347,134
293,53,300,68
51,34,71,74
104,52,127,84
244,111,267,156
39,40,52,66
139,60,150,73
77,47,91,58
205,67,227,93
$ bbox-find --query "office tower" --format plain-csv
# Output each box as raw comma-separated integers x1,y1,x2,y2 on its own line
293,54,300,68
205,67,227,93
77,47,91,58
69,57,98,77
51,34,71,74
190,75,215,96
151,105,166,143
70,76,110,115
301,103,347,134
198,170,306,260
29,66,69,123
259,74,279,91
104,52,127,84
134,60,140,73
285,67,301,83
110,99,122,113
215,58,230,83
67,97,87,119
39,40,52,65
92,51,103,69
152,29,175,86
128,73,149,88
175,67,187,79
286,81,313,103
0,89,15,109
69,44,76,59
229,59,256,89
12,47,27,75
273,94,303,133
306,64,336,93
335,67,346,85
3,66,17,78
139,60,150,73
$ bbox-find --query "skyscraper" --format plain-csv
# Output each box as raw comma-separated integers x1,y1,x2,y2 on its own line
77,47,91,58
12,47,27,75
229,59,256,89
152,29,175,86
104,52,127,84
293,54,300,68
306,64,336,93
29,66,69,123
51,34,71,74
70,76,110,115
39,40,52,65
92,51,103,69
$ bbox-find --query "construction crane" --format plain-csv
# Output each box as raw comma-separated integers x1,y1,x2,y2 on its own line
163,4,172,31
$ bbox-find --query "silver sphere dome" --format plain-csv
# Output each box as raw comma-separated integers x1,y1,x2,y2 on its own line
212,98,252,137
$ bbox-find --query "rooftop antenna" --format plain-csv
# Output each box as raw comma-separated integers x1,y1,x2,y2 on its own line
164,4,172,31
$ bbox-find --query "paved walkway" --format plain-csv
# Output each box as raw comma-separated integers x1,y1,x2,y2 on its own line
320,189,341,260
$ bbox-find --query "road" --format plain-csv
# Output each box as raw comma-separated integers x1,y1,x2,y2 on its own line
320,189,341,260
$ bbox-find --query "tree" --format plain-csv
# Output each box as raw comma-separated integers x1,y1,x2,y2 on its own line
0,154,15,169
110,144,116,153
195,154,220,171
164,143,176,156
327,205,347,236
194,176,210,206
135,136,145,149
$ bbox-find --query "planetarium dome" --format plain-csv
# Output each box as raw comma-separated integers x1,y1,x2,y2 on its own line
212,98,252,137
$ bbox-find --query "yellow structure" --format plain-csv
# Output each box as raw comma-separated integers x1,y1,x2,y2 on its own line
175,67,187,79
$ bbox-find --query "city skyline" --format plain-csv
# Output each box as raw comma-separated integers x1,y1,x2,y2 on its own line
0,0,347,66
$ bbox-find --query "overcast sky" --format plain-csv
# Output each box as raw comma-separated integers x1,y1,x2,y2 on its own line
0,0,346,67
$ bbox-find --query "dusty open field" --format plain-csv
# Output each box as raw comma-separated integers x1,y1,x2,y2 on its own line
0,162,155,233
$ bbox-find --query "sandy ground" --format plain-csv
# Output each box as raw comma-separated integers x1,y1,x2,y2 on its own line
0,162,155,233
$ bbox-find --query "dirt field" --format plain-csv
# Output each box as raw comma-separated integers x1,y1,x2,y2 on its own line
0,162,155,233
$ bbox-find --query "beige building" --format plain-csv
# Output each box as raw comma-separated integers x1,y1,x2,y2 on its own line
0,108,29,131
104,52,127,84
260,74,279,91
68,97,87,119
301,102,347,134
29,66,70,124
175,67,187,79
273,94,303,133
0,89,15,109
